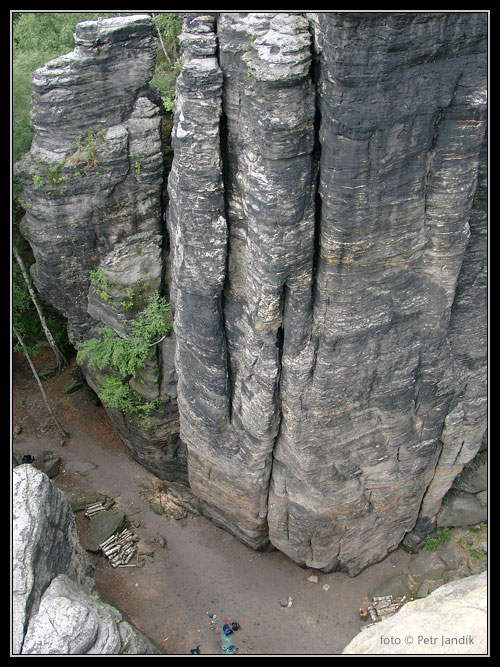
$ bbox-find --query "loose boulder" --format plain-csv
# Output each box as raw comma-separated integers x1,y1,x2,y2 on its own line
22,575,160,655
84,508,127,552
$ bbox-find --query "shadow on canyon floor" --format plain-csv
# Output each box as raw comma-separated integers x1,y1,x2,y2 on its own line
13,349,433,655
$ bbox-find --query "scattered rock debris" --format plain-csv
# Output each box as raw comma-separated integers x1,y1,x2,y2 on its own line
138,478,192,521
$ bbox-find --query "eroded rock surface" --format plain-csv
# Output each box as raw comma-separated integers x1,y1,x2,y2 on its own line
17,12,488,576
169,12,487,574
22,575,159,655
12,465,95,654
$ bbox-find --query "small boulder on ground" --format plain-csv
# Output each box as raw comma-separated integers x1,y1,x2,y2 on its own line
408,550,446,583
65,489,108,513
43,457,62,478
437,494,486,527
370,573,411,600
85,509,127,552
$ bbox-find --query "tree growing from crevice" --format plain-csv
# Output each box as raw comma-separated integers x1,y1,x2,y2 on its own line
76,293,172,421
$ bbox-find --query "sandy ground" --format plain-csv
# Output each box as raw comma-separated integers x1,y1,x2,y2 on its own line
12,349,414,656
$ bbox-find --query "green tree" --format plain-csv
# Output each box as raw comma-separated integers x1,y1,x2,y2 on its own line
150,13,182,113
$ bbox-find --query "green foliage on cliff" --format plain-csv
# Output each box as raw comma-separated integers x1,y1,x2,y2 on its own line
77,293,171,377
76,293,172,418
12,13,180,365
12,240,72,359
150,13,182,113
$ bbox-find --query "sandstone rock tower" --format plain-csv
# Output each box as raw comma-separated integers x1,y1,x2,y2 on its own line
17,13,488,575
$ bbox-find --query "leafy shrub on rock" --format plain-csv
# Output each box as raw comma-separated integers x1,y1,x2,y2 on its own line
77,293,172,419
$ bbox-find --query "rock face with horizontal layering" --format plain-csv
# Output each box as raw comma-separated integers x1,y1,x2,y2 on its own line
16,14,185,484
169,12,487,574
18,12,487,576
269,11,488,575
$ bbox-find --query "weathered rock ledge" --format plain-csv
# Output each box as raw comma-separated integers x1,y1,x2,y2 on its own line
17,12,488,576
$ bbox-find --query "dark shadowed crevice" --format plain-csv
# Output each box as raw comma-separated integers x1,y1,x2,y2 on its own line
311,47,323,296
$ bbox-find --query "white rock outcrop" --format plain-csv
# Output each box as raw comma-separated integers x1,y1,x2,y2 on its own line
12,465,95,654
343,571,487,654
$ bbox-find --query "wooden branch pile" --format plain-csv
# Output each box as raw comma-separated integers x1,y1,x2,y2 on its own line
83,499,139,567
84,498,116,517
99,528,140,568
372,594,407,619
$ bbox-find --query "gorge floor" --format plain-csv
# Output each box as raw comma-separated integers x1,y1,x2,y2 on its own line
12,350,418,655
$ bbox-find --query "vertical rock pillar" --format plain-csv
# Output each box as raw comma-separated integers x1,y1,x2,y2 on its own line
166,15,233,531
168,13,317,548
266,12,487,574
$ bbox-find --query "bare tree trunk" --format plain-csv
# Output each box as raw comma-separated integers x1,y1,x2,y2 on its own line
14,327,69,440
13,246,68,372
151,13,173,67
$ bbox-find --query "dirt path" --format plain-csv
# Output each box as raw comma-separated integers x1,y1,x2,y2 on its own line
12,351,413,655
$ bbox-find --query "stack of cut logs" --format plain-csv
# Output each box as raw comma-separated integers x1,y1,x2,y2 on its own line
99,528,139,568
83,499,139,567
84,498,116,517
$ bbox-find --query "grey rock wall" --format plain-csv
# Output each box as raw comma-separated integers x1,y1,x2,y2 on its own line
168,12,487,574
271,11,487,573
17,12,487,576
